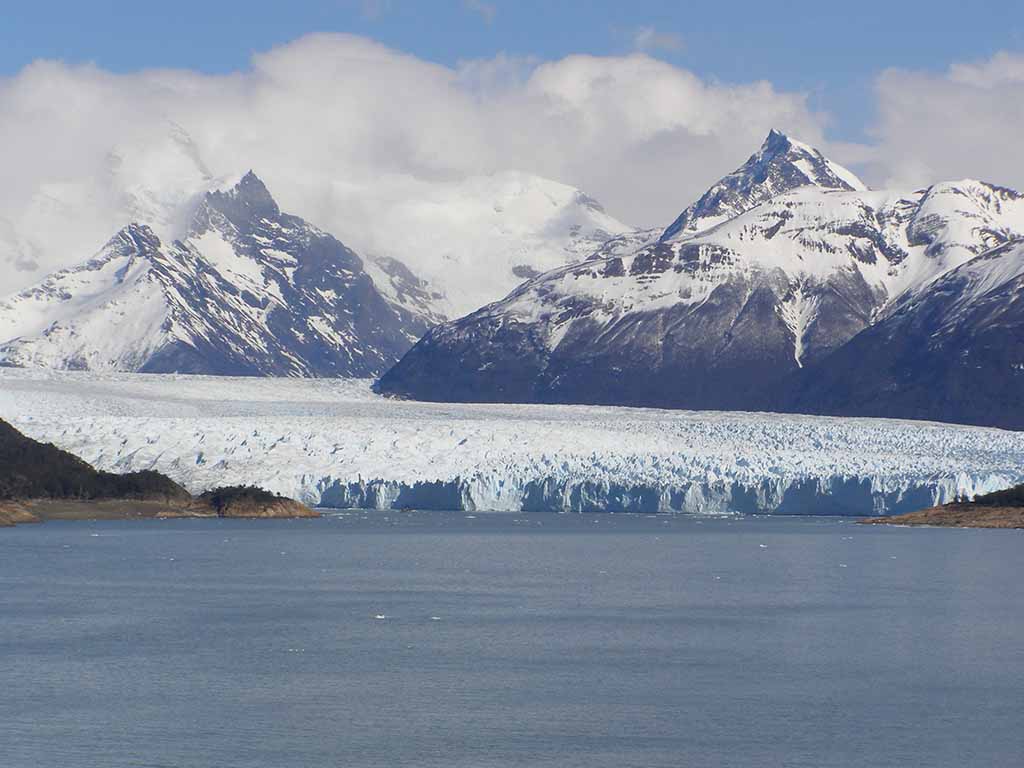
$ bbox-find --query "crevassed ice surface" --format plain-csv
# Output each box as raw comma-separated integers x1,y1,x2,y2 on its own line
1,369,1022,515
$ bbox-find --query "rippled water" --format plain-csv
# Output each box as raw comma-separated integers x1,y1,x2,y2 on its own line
1,512,1022,767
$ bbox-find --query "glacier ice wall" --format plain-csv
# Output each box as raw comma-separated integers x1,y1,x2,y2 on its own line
1,370,1022,516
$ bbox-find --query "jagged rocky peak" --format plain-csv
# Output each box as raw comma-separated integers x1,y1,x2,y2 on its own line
105,222,163,258
660,129,867,241
0,169,435,377
376,132,1024,425
192,170,282,234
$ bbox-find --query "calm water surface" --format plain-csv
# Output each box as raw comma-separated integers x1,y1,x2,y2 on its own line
1,512,1022,767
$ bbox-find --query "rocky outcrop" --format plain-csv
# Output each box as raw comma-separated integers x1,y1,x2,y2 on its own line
860,504,1024,528
860,479,1024,527
194,486,318,519
0,501,40,527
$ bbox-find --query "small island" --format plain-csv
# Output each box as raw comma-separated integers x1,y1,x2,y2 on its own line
1,419,317,526
860,483,1024,529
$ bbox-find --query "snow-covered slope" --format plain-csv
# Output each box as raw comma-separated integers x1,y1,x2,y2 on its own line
2,369,1022,515
660,129,867,241
0,173,432,376
2,120,640,321
378,132,1024,420
334,171,640,317
784,239,1024,428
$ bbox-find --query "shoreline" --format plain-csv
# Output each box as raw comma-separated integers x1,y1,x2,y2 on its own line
859,504,1024,529
1,498,319,527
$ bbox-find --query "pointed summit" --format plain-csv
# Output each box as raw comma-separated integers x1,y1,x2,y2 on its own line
229,170,277,210
191,171,281,236
110,222,162,254
660,130,866,241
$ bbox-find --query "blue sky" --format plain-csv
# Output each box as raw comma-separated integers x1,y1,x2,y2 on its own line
4,0,1023,142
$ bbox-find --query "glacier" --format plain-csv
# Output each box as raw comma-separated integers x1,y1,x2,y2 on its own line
1,368,1022,515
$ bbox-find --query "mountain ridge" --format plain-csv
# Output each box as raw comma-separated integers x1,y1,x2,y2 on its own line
0,173,432,376
376,131,1024,429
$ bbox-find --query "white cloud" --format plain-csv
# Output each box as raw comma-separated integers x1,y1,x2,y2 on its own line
868,51,1024,192
0,33,831,290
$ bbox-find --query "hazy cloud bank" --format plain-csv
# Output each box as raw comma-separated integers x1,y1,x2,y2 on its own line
0,34,1020,289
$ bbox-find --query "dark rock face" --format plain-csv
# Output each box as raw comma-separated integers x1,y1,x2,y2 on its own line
780,241,1024,429
376,261,880,410
146,172,432,376
379,240,1024,430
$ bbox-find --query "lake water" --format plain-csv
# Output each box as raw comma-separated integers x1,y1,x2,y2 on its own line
1,512,1022,767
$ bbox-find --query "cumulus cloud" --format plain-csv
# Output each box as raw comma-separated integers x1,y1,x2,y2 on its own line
0,33,831,289
868,51,1024,192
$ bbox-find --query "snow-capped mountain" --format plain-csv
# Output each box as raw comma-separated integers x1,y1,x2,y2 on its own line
377,132,1024,426
330,171,640,318
659,129,867,241
0,173,432,376
782,239,1024,429
2,122,640,323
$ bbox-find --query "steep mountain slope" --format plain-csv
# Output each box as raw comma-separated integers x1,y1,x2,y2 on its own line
660,129,866,241
782,240,1024,429
0,173,431,376
3,117,640,325
377,132,1024,415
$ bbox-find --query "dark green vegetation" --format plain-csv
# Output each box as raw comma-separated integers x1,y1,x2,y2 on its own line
0,419,315,525
199,485,283,511
968,483,1024,508
0,419,190,502
196,485,315,518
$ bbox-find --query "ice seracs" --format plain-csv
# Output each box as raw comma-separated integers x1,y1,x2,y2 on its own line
2,369,1023,516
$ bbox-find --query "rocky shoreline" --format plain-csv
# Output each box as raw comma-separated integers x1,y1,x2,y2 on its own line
859,482,1024,529
859,504,1024,529
1,494,318,527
